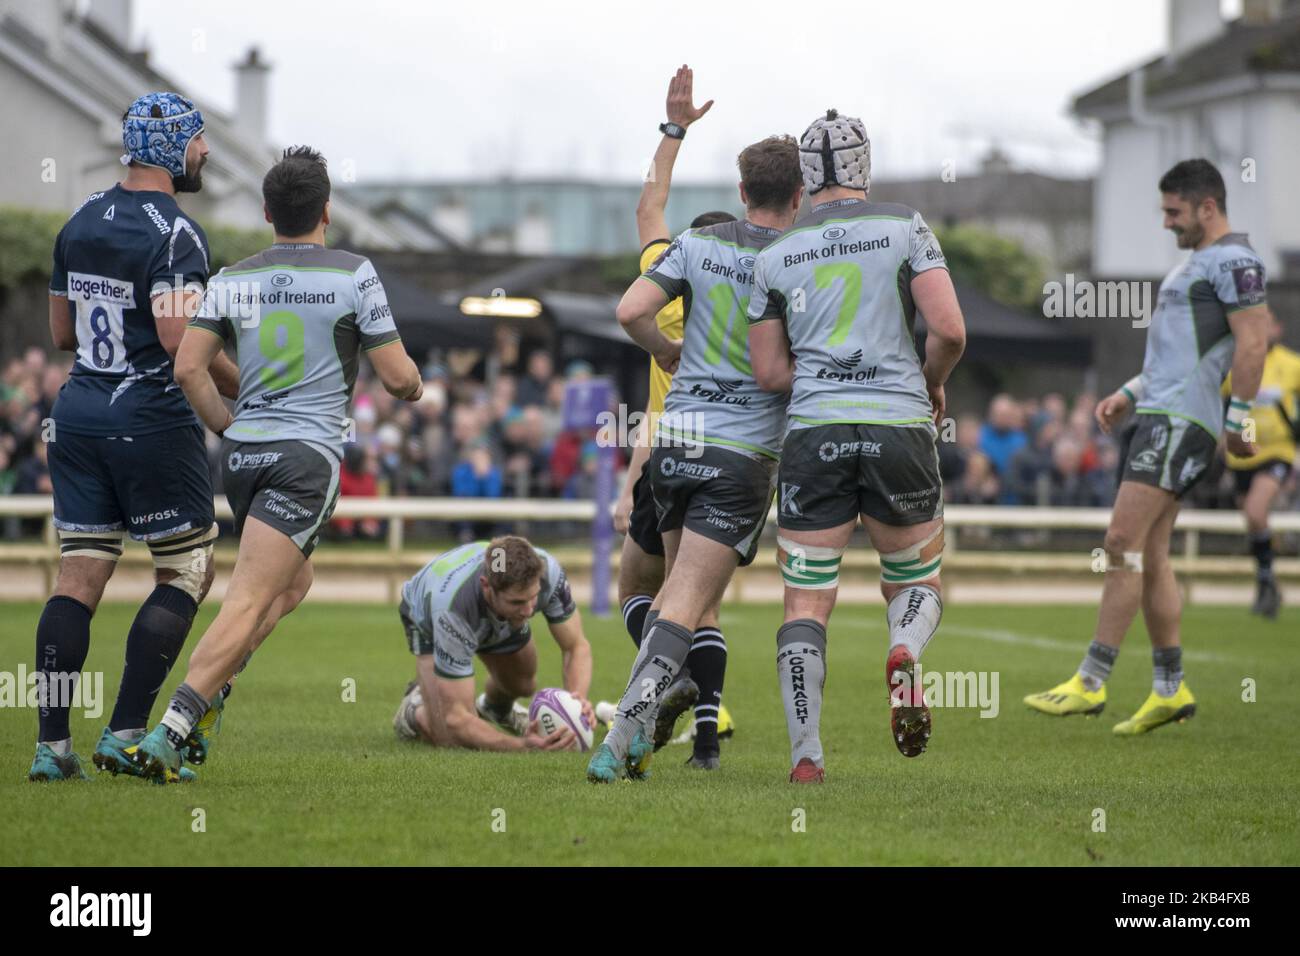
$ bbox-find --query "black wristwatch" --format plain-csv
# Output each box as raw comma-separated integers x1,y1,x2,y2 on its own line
659,121,686,140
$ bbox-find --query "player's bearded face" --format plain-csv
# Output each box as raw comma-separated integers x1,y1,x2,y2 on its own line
1172,217,1202,249
174,137,208,194
1163,195,1202,249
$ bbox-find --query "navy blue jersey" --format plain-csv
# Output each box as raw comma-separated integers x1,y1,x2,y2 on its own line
49,185,210,437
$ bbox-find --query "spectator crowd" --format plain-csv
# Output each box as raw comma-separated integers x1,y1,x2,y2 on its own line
3,347,1292,542
940,392,1121,508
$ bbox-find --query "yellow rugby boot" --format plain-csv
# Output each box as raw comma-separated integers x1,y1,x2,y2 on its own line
1023,673,1106,716
1112,682,1196,735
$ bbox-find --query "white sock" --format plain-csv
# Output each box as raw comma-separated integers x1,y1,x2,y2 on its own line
886,585,943,659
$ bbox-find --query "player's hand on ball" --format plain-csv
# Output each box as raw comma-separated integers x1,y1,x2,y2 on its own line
654,338,682,375
1095,391,1130,434
1225,430,1257,459
666,64,713,129
574,695,596,731
524,719,577,751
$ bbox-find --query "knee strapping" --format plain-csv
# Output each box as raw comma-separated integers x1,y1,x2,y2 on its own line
1106,551,1144,573
149,523,218,601
59,529,124,562
880,525,944,585
778,536,844,590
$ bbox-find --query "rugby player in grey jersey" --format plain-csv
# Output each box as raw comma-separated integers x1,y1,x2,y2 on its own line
587,133,804,783
612,66,739,768
1025,159,1270,734
130,147,425,780
748,111,966,780
392,536,591,753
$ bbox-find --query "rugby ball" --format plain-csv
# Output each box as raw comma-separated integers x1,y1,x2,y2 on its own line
528,688,593,751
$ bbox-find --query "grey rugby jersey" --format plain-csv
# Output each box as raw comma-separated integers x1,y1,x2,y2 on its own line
641,219,788,459
747,198,946,430
400,541,576,679
1138,233,1267,436
191,243,401,457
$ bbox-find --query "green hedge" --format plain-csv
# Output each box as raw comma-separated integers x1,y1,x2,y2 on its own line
933,224,1046,312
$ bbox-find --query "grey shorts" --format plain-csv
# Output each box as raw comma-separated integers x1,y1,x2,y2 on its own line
1120,414,1216,498
221,439,340,557
777,423,943,530
648,444,776,567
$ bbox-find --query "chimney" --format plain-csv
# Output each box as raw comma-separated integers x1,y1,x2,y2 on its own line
1241,0,1284,24
1167,0,1224,60
233,46,271,146
86,0,133,51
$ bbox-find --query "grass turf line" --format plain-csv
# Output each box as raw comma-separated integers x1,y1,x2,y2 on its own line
0,601,1295,866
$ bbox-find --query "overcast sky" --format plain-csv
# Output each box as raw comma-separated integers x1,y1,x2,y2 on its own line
130,0,1242,184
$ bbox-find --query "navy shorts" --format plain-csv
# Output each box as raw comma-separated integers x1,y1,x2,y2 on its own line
626,459,665,557
49,423,214,541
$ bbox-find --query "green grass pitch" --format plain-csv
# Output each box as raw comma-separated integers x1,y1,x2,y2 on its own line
1,600,1295,866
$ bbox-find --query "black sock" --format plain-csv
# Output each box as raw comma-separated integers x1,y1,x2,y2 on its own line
35,596,93,743
1250,531,1275,581
689,627,726,755
621,595,653,649
109,585,198,733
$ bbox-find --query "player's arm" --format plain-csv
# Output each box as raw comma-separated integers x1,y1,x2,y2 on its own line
616,277,680,374
421,659,571,752
748,254,795,392
174,326,234,435
906,215,965,423
48,295,75,351
48,228,76,352
1225,303,1271,457
366,341,423,401
750,321,795,393
355,262,423,401
912,269,966,425
635,65,713,248
1097,375,1143,434
154,288,240,399
547,611,594,727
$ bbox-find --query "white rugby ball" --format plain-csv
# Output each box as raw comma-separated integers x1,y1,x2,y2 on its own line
528,688,593,751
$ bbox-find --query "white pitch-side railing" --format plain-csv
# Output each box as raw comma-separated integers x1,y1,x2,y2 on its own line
0,497,1296,600
0,494,1297,551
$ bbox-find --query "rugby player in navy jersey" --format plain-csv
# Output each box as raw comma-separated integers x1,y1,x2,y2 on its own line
30,92,240,783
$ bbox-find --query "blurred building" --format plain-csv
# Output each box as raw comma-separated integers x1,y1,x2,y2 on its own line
1074,0,1300,279
870,149,1093,276
347,162,1092,271
346,179,745,257
0,0,405,246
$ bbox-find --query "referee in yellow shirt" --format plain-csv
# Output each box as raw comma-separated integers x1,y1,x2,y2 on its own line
610,66,736,768
1224,309,1300,618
